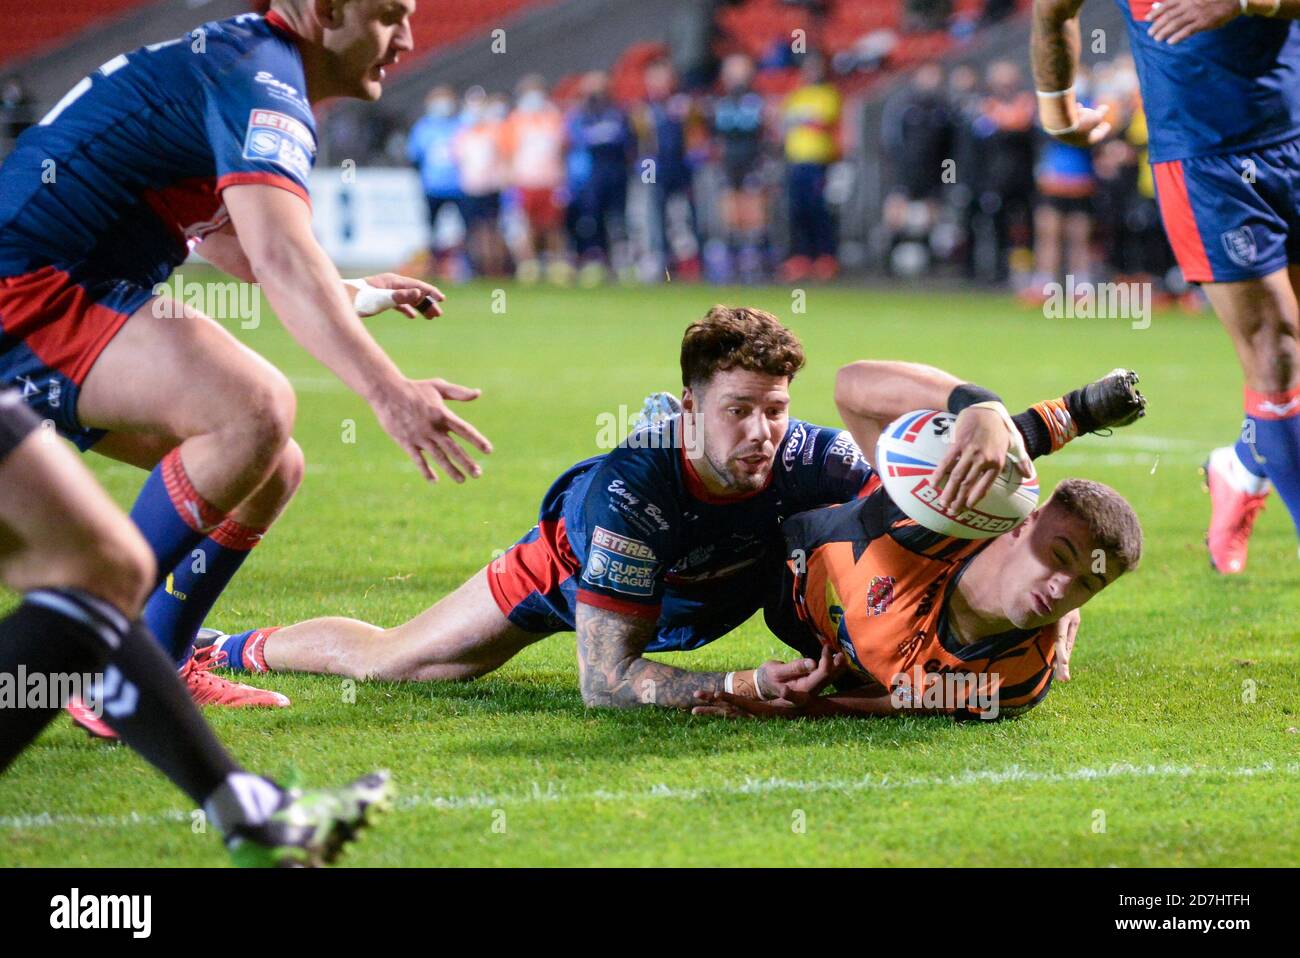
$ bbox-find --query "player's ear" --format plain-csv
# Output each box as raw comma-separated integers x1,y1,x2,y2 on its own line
681,387,696,413
314,0,343,29
1012,509,1040,537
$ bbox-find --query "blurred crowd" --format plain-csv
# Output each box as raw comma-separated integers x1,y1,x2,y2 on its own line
1,0,1183,298
879,55,1191,304
399,49,1190,299
403,51,846,287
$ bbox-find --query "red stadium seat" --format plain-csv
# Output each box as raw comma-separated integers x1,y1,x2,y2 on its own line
0,0,155,66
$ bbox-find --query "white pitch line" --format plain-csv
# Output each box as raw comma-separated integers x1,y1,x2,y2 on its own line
2,761,1296,830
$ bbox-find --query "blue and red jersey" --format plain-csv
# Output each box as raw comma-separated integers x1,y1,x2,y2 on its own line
488,417,873,652
1116,1,1300,163
0,11,315,289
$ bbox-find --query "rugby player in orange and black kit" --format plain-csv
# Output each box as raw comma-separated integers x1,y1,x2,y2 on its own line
695,361,1145,722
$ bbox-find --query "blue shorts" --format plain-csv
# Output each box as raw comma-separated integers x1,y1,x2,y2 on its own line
1153,137,1300,283
0,266,153,450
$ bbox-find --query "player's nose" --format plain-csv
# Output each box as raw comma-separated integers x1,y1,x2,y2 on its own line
394,19,415,54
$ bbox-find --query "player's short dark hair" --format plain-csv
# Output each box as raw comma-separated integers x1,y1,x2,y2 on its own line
1046,478,1143,574
680,306,805,390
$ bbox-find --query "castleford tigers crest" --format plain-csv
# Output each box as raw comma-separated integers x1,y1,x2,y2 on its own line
866,575,896,616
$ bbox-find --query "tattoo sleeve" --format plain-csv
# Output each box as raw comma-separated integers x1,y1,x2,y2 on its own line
574,603,729,710
1030,0,1086,93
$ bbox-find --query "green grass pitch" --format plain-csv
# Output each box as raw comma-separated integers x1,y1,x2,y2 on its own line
2,275,1297,866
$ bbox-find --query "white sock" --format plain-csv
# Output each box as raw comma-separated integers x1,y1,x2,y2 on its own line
204,773,283,833
1212,446,1271,496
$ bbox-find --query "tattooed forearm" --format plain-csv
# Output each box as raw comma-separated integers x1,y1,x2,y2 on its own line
575,603,727,710
1030,0,1086,93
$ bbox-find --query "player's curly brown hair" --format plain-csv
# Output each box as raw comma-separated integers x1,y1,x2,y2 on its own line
1046,478,1143,573
679,306,806,390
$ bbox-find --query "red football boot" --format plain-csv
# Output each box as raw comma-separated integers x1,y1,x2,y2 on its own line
182,645,290,708
1203,447,1270,575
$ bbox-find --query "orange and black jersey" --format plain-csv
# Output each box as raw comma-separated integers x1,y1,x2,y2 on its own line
780,478,1057,719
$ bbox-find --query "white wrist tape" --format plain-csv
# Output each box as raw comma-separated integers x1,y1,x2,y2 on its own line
724,671,735,694
970,400,1029,470
343,278,398,317
1036,86,1079,136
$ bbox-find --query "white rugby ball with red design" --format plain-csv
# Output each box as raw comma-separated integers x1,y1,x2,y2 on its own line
874,409,1039,540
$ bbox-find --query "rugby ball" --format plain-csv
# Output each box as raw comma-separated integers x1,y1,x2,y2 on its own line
875,409,1038,540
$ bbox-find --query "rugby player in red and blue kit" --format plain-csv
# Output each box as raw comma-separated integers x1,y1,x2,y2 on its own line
0,2,490,723
1032,0,1300,573
207,307,1145,711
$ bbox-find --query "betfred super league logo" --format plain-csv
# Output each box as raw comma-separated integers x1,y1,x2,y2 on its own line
866,575,896,616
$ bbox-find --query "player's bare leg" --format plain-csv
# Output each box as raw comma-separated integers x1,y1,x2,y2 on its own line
250,567,548,682
0,430,154,612
1199,267,1300,572
79,296,296,510
71,295,302,705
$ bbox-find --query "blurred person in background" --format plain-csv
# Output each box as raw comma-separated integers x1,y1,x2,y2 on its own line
1026,66,1099,303
710,53,770,284
407,85,467,282
881,63,954,277
633,58,701,282
946,63,985,279
565,71,634,286
904,0,954,32
971,60,1036,288
781,51,841,283
453,87,509,277
500,75,568,284
1,76,34,156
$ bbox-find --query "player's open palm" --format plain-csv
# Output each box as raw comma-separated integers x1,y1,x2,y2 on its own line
933,405,1030,513
373,377,493,483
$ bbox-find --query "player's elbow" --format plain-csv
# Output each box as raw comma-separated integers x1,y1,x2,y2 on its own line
834,361,873,410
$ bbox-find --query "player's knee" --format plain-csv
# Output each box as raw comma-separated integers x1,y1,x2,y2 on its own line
267,438,306,506
1244,321,1299,390
232,372,297,462
65,522,155,615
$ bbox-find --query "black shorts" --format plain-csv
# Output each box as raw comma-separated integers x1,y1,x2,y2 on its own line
1040,193,1093,216
0,389,40,464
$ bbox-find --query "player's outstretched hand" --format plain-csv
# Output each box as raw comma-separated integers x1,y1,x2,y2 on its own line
1146,0,1239,46
1053,608,1081,682
933,404,1031,513
692,690,797,719
372,377,493,483
361,273,446,318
